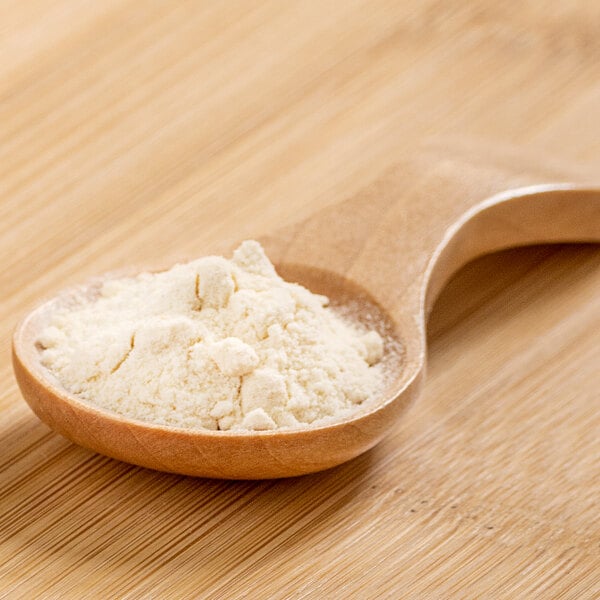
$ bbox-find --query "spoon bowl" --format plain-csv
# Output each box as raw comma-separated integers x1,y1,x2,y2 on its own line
12,139,600,478
13,265,410,479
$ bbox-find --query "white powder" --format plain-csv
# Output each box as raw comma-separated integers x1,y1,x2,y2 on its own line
38,241,386,431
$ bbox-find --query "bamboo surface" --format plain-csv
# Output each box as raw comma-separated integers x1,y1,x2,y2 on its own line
1,1,599,598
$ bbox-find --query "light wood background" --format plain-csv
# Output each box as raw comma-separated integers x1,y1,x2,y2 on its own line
1,1,599,598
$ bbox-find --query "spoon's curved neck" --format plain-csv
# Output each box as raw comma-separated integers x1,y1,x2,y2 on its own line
424,184,600,315
262,139,599,333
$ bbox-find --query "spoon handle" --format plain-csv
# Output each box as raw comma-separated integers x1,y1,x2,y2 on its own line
263,139,600,326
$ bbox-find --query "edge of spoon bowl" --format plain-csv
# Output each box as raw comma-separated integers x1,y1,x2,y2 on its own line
12,264,417,479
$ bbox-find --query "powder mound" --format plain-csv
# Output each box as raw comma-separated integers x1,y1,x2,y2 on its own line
38,240,387,431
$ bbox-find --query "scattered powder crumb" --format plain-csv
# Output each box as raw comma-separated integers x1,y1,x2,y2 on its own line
38,241,387,431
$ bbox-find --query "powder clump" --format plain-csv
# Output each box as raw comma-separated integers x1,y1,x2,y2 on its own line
38,241,386,431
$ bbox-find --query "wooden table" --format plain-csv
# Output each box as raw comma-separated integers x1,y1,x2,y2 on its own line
1,2,599,597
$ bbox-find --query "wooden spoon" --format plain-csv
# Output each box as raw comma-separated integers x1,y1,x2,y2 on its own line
12,140,600,479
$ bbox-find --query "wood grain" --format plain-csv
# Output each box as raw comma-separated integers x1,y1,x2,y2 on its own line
1,0,599,597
